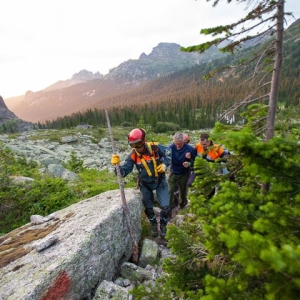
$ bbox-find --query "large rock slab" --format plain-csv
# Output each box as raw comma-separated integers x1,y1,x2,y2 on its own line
0,188,143,300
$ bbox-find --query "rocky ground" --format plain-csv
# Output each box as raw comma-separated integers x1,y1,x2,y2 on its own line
0,128,130,180
0,128,188,299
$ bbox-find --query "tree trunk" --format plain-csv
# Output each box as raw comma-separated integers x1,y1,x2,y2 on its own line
265,0,284,141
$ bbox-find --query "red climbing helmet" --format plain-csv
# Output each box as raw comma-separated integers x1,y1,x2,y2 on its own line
128,128,146,148
183,134,190,144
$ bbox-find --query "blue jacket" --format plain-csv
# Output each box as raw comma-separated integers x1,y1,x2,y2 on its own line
119,142,172,184
170,143,196,175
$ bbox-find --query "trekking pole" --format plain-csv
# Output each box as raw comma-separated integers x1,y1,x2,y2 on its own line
104,108,139,263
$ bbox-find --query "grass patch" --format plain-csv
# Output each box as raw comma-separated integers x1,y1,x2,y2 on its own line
0,126,196,235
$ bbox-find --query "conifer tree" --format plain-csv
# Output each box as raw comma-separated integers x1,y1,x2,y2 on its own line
131,106,300,300
131,2,300,299
182,0,291,141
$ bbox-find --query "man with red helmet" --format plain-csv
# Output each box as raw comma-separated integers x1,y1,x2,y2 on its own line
183,133,190,144
111,128,172,239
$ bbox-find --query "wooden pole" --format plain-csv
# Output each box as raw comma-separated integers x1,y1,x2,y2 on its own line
104,109,139,263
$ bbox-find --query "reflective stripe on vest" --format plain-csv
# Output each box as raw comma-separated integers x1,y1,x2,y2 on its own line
195,143,225,161
133,142,159,177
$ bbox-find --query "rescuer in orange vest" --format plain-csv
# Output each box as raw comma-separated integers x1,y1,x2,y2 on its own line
111,128,171,239
188,133,230,198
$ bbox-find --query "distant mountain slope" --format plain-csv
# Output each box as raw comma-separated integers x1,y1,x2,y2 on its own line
3,95,24,112
0,95,35,132
10,79,134,123
72,18,300,117
43,69,104,92
4,18,300,123
5,42,226,123
0,96,18,125
4,70,105,112
105,42,225,83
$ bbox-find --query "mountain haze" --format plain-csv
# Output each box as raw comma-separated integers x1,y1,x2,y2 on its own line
3,19,300,124
43,69,104,92
4,42,226,123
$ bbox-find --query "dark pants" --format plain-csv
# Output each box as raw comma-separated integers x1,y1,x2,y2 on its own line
168,172,190,209
140,177,170,225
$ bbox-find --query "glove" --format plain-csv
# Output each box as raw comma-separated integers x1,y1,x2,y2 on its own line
157,164,166,173
111,154,120,165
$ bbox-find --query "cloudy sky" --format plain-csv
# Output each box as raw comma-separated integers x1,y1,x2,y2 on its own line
1,0,299,99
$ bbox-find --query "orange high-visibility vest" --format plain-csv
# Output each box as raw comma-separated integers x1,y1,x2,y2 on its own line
195,142,225,161
130,142,159,177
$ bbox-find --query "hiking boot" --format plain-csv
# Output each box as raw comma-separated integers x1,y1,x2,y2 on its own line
170,200,178,210
151,223,158,237
160,223,167,239
173,191,179,207
180,200,188,209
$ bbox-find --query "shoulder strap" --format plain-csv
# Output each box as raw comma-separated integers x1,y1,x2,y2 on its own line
147,142,158,177
134,143,158,177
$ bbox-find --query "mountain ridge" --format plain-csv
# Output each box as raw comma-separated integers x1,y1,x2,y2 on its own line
4,42,224,122
3,19,300,124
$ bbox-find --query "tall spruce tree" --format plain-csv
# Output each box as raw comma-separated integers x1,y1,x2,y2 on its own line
182,0,290,141
131,1,300,299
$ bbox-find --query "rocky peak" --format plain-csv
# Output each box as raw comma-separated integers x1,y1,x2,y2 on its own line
71,69,104,81
0,95,18,125
139,52,148,60
0,95,9,109
42,70,104,93
148,42,180,57
106,42,202,83
0,95,35,131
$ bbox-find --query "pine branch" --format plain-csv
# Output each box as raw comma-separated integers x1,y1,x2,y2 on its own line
219,91,270,121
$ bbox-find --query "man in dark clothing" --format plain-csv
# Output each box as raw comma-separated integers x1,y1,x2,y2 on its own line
111,128,171,239
173,133,191,206
168,132,196,211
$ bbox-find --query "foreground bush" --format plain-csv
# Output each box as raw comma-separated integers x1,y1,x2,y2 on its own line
131,112,300,299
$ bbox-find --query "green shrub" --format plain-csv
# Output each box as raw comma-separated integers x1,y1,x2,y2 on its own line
63,151,84,173
152,122,180,133
0,174,77,233
120,121,132,127
131,110,300,299
76,169,120,197
0,139,138,234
